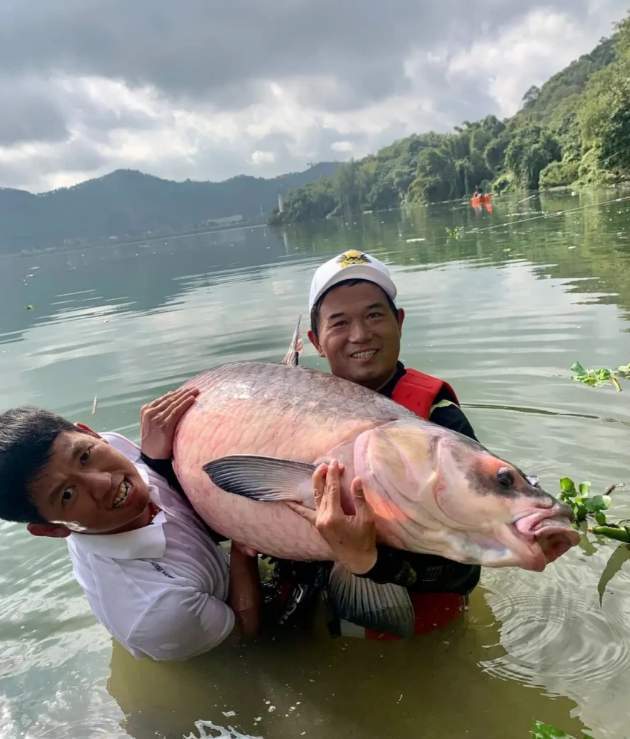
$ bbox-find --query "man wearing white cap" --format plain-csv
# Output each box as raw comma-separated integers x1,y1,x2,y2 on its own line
300,249,480,615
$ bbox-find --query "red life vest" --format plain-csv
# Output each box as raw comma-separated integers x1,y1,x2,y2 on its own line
391,367,459,420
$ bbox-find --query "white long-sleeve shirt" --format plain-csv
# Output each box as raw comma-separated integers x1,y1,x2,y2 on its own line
66,432,234,660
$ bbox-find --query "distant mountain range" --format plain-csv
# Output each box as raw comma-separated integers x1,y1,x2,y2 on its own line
0,162,340,252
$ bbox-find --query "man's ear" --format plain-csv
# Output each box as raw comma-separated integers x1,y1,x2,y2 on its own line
307,329,325,357
74,423,100,438
27,522,71,538
396,308,405,331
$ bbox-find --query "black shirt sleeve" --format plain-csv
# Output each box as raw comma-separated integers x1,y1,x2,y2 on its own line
429,402,478,441
140,453,228,543
140,453,185,494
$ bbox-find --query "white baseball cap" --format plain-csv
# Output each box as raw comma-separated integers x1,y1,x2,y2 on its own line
308,250,397,312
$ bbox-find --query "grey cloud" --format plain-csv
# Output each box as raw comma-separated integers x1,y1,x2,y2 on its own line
0,139,108,192
0,0,628,191
0,0,598,103
0,76,69,146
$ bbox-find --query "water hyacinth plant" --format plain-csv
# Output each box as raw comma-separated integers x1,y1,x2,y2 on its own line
570,361,630,391
558,477,630,600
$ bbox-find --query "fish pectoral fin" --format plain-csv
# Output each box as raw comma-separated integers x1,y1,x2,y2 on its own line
203,454,315,502
328,563,415,638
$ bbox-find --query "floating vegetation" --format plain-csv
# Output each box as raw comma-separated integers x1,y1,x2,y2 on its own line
558,476,630,600
530,719,593,739
570,360,630,391
445,226,464,240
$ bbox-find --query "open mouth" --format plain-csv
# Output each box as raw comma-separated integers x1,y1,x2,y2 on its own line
511,509,580,569
113,479,131,509
350,349,378,361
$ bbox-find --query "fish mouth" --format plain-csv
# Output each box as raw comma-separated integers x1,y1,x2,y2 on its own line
508,507,580,570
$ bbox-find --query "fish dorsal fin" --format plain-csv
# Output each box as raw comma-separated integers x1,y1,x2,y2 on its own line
281,315,302,367
203,454,315,503
328,563,415,638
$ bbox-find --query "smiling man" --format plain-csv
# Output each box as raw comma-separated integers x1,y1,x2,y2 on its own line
0,389,261,661
297,250,481,619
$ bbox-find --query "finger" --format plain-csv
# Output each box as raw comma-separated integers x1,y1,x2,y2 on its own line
286,501,317,524
351,477,372,519
312,463,328,509
233,541,258,557
164,394,198,424
147,387,197,413
323,459,343,513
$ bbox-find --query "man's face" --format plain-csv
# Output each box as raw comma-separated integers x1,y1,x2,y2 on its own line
29,429,152,535
309,281,404,390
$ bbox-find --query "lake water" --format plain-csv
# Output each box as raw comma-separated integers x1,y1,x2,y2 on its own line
1,189,630,739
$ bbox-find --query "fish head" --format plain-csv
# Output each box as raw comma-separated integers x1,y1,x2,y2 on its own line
357,421,579,571
434,432,579,570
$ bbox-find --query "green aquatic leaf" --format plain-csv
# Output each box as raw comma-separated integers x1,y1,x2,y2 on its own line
530,720,575,739
578,481,591,497
597,543,630,604
570,361,625,390
583,494,610,513
559,477,576,496
592,525,630,543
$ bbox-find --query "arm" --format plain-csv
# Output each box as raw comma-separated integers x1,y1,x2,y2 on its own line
124,590,236,661
228,542,262,639
429,400,477,441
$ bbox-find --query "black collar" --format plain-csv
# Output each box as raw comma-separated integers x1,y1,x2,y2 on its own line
377,361,406,398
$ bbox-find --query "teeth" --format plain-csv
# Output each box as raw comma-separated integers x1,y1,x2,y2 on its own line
113,480,130,508
352,350,376,360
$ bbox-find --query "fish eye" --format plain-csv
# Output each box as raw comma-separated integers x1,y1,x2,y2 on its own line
497,467,514,490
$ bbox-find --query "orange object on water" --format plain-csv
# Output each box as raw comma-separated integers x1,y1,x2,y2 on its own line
470,193,492,207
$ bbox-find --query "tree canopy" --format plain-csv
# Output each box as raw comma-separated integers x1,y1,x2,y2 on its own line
271,16,630,224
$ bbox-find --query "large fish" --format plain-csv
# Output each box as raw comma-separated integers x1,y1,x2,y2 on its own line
172,362,578,633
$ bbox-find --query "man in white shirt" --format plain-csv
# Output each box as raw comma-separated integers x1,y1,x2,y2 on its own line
0,388,261,661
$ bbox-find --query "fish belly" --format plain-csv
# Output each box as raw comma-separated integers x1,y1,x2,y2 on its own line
172,362,411,559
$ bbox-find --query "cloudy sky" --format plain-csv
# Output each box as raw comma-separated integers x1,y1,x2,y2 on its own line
0,1,627,193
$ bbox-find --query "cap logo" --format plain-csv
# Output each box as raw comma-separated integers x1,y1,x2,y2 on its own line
337,250,370,269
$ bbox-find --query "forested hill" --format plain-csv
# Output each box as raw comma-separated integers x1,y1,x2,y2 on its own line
0,162,340,251
271,15,630,225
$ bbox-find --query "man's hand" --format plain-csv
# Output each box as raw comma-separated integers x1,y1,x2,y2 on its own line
287,460,378,575
140,387,199,459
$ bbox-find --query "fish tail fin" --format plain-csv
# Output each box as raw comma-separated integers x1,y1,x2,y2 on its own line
203,454,315,504
328,563,415,638
282,315,302,367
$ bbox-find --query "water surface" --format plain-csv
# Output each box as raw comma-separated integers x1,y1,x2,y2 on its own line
2,189,630,738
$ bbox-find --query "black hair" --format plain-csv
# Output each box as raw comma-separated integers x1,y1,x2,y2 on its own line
310,278,399,338
0,407,75,523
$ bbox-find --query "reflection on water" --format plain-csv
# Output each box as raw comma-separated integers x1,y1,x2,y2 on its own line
1,188,630,738
107,592,583,739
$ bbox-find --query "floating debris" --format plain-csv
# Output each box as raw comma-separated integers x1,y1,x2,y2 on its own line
91,395,98,415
